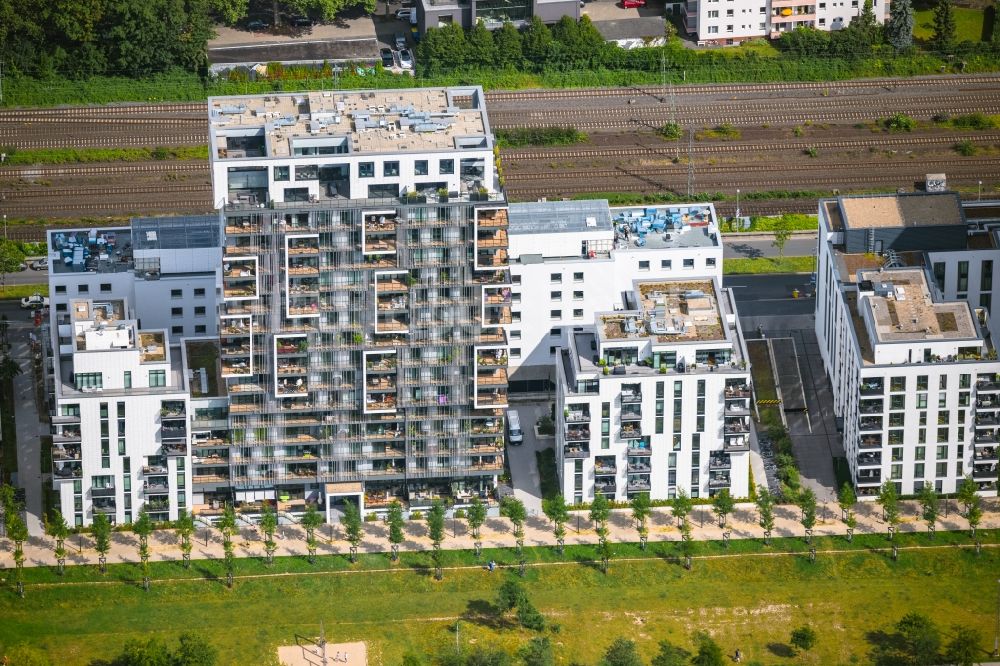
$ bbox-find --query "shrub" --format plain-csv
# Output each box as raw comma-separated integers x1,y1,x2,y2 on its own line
409,511,423,520
954,139,978,156
517,600,546,631
537,414,555,436
658,122,683,140
495,126,586,148
883,113,916,132
950,113,996,130
805,146,819,157
790,625,817,653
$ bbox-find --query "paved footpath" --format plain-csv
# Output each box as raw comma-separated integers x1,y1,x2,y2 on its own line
1,498,997,570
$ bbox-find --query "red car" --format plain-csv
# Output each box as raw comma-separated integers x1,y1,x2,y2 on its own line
622,0,646,7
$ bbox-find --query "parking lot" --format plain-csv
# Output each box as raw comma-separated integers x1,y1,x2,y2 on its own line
504,402,553,516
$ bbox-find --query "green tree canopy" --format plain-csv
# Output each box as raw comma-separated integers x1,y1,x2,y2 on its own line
886,0,914,51
650,639,690,666
494,21,524,68
599,638,643,666
931,0,957,51
427,499,446,548
690,632,726,666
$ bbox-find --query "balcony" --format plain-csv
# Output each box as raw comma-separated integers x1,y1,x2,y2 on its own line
565,426,591,442
52,444,82,461
858,417,883,432
627,477,651,492
972,464,998,480
860,400,883,414
976,398,1000,410
93,499,116,514
621,389,642,404
976,414,1000,427
143,480,169,494
724,418,750,434
628,459,651,473
724,384,751,399
708,473,731,489
477,349,508,367
856,470,882,485
141,464,168,475
163,442,187,456
725,399,750,414
627,443,652,456
859,435,882,449
566,409,590,423
91,485,116,498
619,424,643,439
484,304,512,326
860,381,884,396
53,462,82,479
621,406,642,421
973,446,998,462
977,379,1000,392
594,462,617,476
857,451,882,467
364,237,397,254
564,444,590,458
724,435,749,452
709,454,731,470
595,481,617,495
476,389,508,408
477,368,508,386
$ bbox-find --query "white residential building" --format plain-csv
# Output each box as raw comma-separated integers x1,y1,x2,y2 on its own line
506,201,725,394
683,0,887,46
45,216,222,526
815,193,1000,498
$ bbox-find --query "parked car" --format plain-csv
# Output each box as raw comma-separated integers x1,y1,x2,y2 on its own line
398,48,413,69
292,16,312,27
29,258,48,270
247,19,270,31
622,0,646,7
394,32,407,49
380,47,396,68
20,294,49,310
395,8,415,21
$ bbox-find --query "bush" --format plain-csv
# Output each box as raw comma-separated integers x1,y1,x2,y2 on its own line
790,625,817,653
805,146,819,157
883,113,917,132
495,126,587,148
537,415,555,436
409,511,423,520
453,508,466,519
954,139,978,156
950,112,996,130
658,122,683,140
517,600,546,631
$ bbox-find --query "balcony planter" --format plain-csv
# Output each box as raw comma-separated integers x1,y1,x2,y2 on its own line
438,188,449,203
603,366,610,375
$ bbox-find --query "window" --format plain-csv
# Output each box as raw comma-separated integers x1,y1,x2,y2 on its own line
573,290,584,300
510,330,521,339
683,258,695,269
171,289,183,299
383,161,400,177
917,375,928,391
550,273,562,284
171,325,183,335
937,444,949,459
708,9,718,16
100,283,112,293
78,284,89,294
915,446,925,460
661,259,672,269
56,303,67,312
359,162,375,178
551,291,561,301
550,328,560,337
706,258,716,267
573,272,584,282
958,261,969,292
74,373,103,390
171,307,183,317
511,293,521,304
439,159,454,174
726,8,733,15
935,462,947,477
55,285,66,294
917,393,927,409
194,288,206,298
818,17,826,24
274,166,289,181
512,275,522,285
573,309,583,319
510,347,521,358
981,293,992,311
708,25,718,33
890,376,906,392
982,260,993,291
414,160,428,176
294,164,318,181
639,261,650,271
195,306,206,316
937,427,949,443
726,24,733,31
914,464,925,480
123,371,131,389
549,346,556,355
195,325,206,334
148,370,166,387
933,262,946,291
550,310,561,319
512,311,521,322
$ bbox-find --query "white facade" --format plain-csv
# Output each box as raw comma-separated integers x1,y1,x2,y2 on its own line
507,201,724,391
685,0,887,45
208,87,497,208
815,194,1000,498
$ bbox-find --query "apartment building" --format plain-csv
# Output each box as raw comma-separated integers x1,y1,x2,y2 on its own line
523,204,751,503
815,193,1000,498
417,0,580,33
683,0,887,46
46,216,221,526
506,200,724,393
207,87,508,521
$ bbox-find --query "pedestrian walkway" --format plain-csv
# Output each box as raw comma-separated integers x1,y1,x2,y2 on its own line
2,498,996,570
10,315,47,537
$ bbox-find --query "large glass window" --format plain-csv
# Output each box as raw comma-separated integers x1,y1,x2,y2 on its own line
439,159,454,174
982,260,993,291
476,0,531,23
75,373,102,390
359,162,375,178
415,160,428,176
383,161,400,177
148,370,166,388
933,262,946,291
294,164,319,181
958,261,969,292
274,166,290,182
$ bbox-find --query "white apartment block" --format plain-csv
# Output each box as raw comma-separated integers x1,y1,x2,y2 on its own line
45,216,222,526
682,0,887,45
506,201,724,393
815,193,1000,498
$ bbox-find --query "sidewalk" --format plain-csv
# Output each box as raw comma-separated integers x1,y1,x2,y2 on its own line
2,498,996,570
10,314,46,537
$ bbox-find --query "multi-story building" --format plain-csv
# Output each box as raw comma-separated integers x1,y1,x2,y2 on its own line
207,87,508,521
815,193,1000,498
46,216,222,526
416,0,579,33
506,200,725,394
682,0,887,46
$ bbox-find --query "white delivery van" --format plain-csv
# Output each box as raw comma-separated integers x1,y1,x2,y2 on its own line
507,410,523,445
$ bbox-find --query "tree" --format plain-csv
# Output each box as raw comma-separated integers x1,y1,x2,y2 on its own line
771,220,793,257
650,639,691,666
917,482,939,534
467,497,487,541
516,599,546,631
690,632,726,666
259,504,279,565
850,0,881,48
518,636,554,666
838,482,857,522
877,481,901,538
340,501,362,562
672,487,692,528
500,496,527,550
0,240,26,278
931,0,957,51
599,638,643,666
44,510,70,575
466,21,496,69
589,492,611,541
957,476,983,534
300,504,323,563
9,512,28,592
630,492,651,546
217,503,238,585
790,625,817,653
0,483,16,538
711,488,734,528
92,511,112,573
521,16,554,65
497,579,528,612
106,632,217,666
541,494,569,553
943,625,982,666
427,499,446,551
797,488,817,541
886,0,914,51
896,612,941,665
387,500,405,560
132,507,154,588
755,486,775,543
172,508,195,568
494,21,523,69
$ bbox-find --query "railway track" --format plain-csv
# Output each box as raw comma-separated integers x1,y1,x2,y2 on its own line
1,162,208,177
1,183,210,200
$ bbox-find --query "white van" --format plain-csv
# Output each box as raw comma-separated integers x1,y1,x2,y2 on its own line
507,410,523,445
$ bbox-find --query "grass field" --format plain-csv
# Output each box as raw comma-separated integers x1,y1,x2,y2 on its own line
914,5,986,42
723,256,817,275
535,448,559,501
0,284,49,300
1,531,997,665
720,213,819,234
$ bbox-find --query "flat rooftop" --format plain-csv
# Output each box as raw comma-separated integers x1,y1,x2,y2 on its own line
833,250,923,283
184,339,225,398
209,87,490,159
49,228,133,275
836,193,965,230
857,268,979,343
599,279,725,343
508,200,612,235
132,215,220,251
611,204,719,249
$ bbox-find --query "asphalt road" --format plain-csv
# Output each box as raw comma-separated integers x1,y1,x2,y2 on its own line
724,274,816,317
723,234,818,259
2,269,48,287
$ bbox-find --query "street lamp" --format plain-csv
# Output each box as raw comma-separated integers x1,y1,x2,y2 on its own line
980,181,984,201
735,189,741,219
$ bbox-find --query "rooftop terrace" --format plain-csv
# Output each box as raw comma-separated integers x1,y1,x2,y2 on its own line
611,204,719,250
209,87,490,160
184,339,226,398
857,268,979,343
598,279,726,344
49,228,133,275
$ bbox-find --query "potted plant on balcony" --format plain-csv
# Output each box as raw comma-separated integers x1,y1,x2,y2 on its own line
437,188,449,203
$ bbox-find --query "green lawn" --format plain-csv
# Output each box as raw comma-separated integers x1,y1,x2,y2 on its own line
720,213,818,234
914,6,986,42
723,256,817,275
2,532,997,665
0,284,49,300
535,448,559,501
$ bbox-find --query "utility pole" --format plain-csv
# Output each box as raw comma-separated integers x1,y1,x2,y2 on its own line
686,129,694,198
